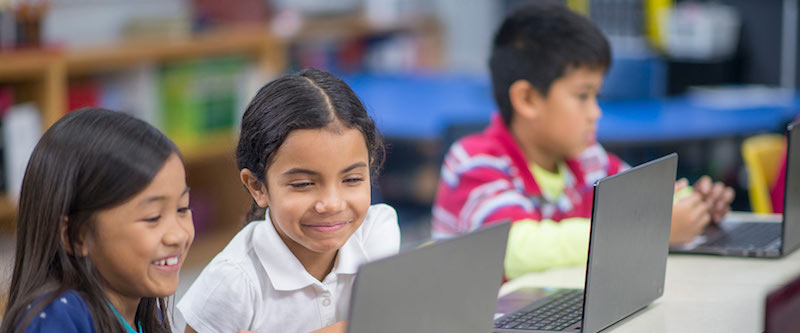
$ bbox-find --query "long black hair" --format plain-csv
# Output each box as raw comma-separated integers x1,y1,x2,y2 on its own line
236,68,385,222
1,108,181,333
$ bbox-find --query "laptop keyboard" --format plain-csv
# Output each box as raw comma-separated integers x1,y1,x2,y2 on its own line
494,289,583,331
705,223,781,249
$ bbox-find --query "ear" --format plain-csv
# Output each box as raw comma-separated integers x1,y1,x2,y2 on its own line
240,168,270,207
60,217,89,256
509,79,546,120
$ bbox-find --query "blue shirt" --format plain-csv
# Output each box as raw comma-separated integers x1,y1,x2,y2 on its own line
20,290,96,333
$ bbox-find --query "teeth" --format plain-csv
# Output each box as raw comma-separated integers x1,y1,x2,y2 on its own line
153,256,178,266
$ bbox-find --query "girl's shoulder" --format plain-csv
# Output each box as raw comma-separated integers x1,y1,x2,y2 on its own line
350,204,400,258
18,290,97,333
357,203,399,234
363,203,398,224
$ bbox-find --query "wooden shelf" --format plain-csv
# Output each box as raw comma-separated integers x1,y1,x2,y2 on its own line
0,26,285,129
295,13,439,41
0,50,61,81
66,25,285,75
0,196,18,233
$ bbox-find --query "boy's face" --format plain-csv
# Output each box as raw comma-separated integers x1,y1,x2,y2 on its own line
263,126,371,258
533,67,604,159
86,153,194,304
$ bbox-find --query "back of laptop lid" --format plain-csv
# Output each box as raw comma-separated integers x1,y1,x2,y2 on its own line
782,120,800,255
347,221,510,333
765,271,800,332
581,153,677,333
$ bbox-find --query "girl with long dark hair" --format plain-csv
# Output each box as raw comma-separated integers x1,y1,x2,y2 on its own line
2,108,194,333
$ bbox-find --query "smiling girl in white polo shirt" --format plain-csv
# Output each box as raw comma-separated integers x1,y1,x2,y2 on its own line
177,69,400,333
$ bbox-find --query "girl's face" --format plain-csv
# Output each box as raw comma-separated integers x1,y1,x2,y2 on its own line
84,153,193,302
263,126,371,257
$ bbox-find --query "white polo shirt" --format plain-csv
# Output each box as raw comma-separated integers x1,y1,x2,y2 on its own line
177,204,400,333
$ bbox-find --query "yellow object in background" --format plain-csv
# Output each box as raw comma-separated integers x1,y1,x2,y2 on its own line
566,0,589,16
645,0,673,51
742,134,787,214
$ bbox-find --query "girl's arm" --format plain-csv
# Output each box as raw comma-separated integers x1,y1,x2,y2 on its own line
229,321,347,333
310,321,347,333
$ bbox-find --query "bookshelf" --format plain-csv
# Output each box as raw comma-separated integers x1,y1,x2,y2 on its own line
0,13,443,233
0,25,285,232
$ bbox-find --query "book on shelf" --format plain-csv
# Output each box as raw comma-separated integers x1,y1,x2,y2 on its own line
159,55,247,147
99,64,160,126
288,32,433,73
3,102,41,202
67,80,101,112
0,86,13,194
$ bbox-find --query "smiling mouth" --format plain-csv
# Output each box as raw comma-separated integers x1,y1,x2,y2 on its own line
302,221,350,233
152,255,179,267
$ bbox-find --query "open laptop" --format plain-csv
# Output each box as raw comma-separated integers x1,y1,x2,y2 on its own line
765,271,800,332
493,153,677,333
346,221,511,333
671,120,800,258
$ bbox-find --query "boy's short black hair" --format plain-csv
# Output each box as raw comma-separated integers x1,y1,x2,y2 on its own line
490,1,611,125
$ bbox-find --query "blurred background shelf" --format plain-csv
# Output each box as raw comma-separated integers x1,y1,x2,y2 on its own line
65,25,285,76
0,196,16,233
0,3,444,240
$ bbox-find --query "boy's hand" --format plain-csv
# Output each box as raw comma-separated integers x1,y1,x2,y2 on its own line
693,175,735,223
670,190,711,245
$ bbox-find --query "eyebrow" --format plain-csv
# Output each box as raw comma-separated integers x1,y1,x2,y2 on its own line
576,83,600,90
283,162,368,176
138,186,191,206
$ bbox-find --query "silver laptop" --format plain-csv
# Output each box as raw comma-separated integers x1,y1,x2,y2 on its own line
671,120,800,258
493,153,677,333
346,221,511,333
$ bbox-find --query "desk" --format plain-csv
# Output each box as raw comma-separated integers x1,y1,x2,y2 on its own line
597,96,800,144
343,74,800,143
499,215,800,332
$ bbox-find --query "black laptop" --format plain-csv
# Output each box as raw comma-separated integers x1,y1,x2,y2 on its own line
493,153,677,333
671,120,800,258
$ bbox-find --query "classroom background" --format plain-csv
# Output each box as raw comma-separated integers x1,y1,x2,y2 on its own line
0,0,799,318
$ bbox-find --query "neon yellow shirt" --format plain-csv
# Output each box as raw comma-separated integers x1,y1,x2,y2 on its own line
504,163,590,279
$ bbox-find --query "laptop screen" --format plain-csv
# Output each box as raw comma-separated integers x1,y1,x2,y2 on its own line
346,221,510,333
782,120,800,254
581,153,677,333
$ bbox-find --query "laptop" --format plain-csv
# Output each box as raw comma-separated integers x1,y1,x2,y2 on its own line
493,153,677,333
671,120,800,258
765,271,800,333
346,221,511,333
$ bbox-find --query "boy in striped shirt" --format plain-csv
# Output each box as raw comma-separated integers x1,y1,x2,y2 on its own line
432,2,734,279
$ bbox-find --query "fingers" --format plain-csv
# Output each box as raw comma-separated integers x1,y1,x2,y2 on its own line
711,186,735,223
688,193,712,228
722,186,735,204
708,182,725,202
674,178,689,193
694,175,712,196
670,193,711,244
707,182,734,222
